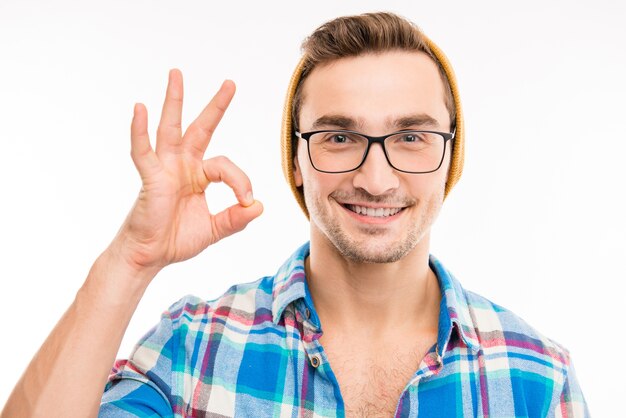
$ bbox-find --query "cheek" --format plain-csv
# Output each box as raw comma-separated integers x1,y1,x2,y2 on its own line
394,145,453,197
404,168,448,201
295,141,346,195
300,169,350,205
429,144,453,187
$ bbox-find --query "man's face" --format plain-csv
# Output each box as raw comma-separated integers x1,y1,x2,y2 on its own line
294,51,452,263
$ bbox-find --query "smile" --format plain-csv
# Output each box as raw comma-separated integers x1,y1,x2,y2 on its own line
344,204,404,218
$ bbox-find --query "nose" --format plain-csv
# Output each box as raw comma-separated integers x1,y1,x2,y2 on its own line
352,143,400,196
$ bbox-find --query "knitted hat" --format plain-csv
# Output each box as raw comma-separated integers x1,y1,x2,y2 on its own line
280,35,464,219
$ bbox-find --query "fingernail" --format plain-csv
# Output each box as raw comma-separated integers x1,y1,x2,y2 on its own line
245,192,254,206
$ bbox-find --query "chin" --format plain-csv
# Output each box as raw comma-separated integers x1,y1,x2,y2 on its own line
332,235,420,264
315,210,430,264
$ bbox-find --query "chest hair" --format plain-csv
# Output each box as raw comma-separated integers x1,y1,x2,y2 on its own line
324,342,431,418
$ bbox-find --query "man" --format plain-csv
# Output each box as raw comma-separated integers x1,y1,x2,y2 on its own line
2,12,588,417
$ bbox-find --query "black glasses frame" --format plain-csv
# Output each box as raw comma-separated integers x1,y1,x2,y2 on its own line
294,129,455,174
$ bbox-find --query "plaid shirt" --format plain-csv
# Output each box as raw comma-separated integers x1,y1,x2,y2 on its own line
100,242,589,417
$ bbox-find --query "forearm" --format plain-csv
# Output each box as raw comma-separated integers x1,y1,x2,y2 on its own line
1,246,159,418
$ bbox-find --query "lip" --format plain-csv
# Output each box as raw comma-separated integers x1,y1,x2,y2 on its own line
337,201,406,225
339,201,404,210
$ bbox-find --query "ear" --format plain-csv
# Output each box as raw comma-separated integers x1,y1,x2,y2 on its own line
293,152,303,187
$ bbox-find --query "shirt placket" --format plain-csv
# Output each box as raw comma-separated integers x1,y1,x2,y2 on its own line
295,301,347,417
393,346,445,417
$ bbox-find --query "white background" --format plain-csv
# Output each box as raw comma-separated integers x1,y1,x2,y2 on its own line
1,0,624,414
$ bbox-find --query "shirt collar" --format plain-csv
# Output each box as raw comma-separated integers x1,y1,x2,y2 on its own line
271,242,481,353
271,242,317,326
430,255,481,354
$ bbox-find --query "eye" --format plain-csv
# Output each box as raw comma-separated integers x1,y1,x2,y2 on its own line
399,133,426,143
310,132,360,147
330,134,348,143
318,132,356,144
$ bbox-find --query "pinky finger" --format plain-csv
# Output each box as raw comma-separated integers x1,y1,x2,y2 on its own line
130,103,160,176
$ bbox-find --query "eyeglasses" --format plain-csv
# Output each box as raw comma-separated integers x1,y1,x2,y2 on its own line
295,129,455,174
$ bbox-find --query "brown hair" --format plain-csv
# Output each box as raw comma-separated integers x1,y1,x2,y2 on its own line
291,12,456,131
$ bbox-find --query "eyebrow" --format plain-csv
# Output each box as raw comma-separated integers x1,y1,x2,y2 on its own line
309,113,441,131
393,114,441,130
310,115,363,130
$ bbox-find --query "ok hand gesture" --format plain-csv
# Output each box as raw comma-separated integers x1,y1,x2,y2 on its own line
113,69,263,275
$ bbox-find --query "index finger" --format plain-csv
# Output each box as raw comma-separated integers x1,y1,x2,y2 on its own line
202,155,254,207
183,80,236,158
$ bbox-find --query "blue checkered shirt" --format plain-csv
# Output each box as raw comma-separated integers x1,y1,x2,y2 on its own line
100,242,589,417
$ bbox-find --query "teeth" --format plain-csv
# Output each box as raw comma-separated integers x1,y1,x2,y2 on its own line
348,205,402,217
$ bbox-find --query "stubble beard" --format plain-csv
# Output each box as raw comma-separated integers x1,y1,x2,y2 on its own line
306,189,443,264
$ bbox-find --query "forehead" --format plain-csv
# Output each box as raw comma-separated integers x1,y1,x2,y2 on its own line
299,51,450,132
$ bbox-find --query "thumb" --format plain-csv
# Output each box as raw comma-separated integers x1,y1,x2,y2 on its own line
211,200,264,242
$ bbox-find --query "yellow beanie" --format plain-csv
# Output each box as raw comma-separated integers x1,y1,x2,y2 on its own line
280,36,464,219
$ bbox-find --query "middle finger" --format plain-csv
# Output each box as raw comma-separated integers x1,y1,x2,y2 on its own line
156,69,184,155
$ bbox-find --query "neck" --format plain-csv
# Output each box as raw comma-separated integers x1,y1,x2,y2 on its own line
306,226,441,337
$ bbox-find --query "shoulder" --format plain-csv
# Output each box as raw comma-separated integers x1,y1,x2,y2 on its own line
464,288,571,371
433,255,588,411
164,275,276,328
461,290,591,412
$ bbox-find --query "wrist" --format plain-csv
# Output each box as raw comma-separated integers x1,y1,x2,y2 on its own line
81,243,161,308
107,233,164,279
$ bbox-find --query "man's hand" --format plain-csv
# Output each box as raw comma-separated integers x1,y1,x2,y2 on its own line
112,69,263,275
0,70,264,418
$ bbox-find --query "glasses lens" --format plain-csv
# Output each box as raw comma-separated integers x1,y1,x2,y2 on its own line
385,132,445,173
306,131,446,173
308,131,368,172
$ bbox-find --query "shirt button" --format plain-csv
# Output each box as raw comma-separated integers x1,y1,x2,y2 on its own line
310,354,321,368
305,308,311,319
